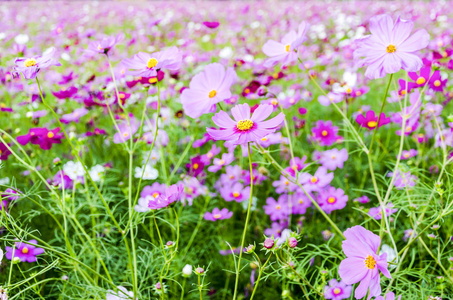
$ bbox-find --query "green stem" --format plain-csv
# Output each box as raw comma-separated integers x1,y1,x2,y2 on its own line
232,142,255,300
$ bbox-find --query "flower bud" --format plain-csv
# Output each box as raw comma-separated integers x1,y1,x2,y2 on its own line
195,267,204,275
245,244,255,253
264,238,274,249
288,237,297,248
182,264,192,277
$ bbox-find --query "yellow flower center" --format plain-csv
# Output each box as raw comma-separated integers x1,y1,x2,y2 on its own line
299,199,304,204
209,90,217,98
147,58,158,69
285,44,290,52
276,205,281,210
273,73,279,79
364,255,376,269
123,132,129,137
327,197,336,203
416,77,426,85
47,132,55,138
404,153,409,158
152,192,160,198
400,89,406,95
367,121,377,128
331,155,336,159
310,177,318,183
321,130,328,136
233,192,240,198
237,119,254,131
219,159,225,165
333,288,341,295
24,58,37,67
356,91,362,96
22,247,29,254
284,180,289,185
119,94,125,99
346,87,352,94
434,80,441,87
386,44,396,53
244,88,250,94
193,163,199,170
97,45,103,50
213,214,222,219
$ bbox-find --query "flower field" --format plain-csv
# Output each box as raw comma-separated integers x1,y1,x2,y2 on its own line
0,1,452,299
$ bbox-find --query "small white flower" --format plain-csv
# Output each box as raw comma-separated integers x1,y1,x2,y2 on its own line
135,165,158,180
63,161,85,181
380,244,398,269
89,164,105,182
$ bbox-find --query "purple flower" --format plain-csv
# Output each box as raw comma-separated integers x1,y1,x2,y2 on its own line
85,34,123,56
354,14,430,79
14,47,61,79
207,152,234,173
262,21,309,68
61,107,88,124
201,144,221,164
17,127,64,150
113,118,139,144
204,207,233,221
4,188,20,201
186,156,205,177
311,120,342,146
319,148,348,171
52,86,78,99
263,196,290,221
122,46,182,78
207,103,285,145
300,167,333,193
0,142,12,161
318,92,343,107
353,196,370,204
338,226,391,299
181,63,237,118
290,191,312,214
388,170,417,189
264,222,286,238
135,183,184,211
324,279,352,300
272,174,298,194
356,110,391,130
317,186,348,214
5,239,45,263
400,149,417,160
368,203,398,220
203,21,220,29
51,170,73,190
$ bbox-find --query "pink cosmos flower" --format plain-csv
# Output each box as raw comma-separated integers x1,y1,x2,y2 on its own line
207,103,285,145
311,120,342,146
300,167,334,193
61,107,88,124
207,152,234,173
319,148,348,171
203,21,220,29
220,182,250,202
204,207,233,221
264,196,291,221
356,110,391,130
338,225,391,299
85,34,123,56
122,46,182,78
324,279,352,300
354,14,430,79
181,63,237,118
290,191,312,215
14,47,61,79
262,21,309,68
113,118,139,144
5,239,45,263
317,186,348,214
368,203,398,220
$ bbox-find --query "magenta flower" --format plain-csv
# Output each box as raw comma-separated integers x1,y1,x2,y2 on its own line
311,120,342,146
14,47,61,79
356,110,391,130
354,14,430,79
5,239,45,263
263,196,290,221
204,207,233,221
203,21,220,29
52,86,78,99
272,174,298,194
181,63,237,118
338,226,391,299
368,203,398,220
388,170,417,189
323,279,352,300
220,182,250,202
186,156,205,177
135,183,184,211
290,191,312,215
375,292,401,300
317,186,348,214
319,148,349,171
0,142,12,161
400,149,417,160
122,46,182,78
207,103,285,145
262,21,309,68
17,127,64,150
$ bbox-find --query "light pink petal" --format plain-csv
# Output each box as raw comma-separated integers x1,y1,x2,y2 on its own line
212,111,237,128
262,40,286,57
251,104,273,122
369,14,394,45
392,17,414,46
338,257,368,284
396,52,423,72
398,29,430,52
231,103,251,121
